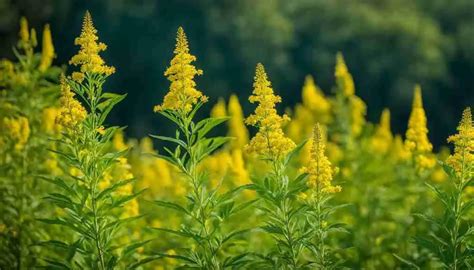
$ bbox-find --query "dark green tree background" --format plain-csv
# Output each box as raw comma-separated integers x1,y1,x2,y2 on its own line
1,0,472,147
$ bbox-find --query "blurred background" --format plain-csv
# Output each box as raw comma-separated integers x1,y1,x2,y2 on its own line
0,0,472,147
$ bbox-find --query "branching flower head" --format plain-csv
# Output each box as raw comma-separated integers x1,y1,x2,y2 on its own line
302,75,331,121
446,107,473,179
371,108,393,154
55,75,87,130
245,63,295,159
69,11,115,82
39,24,55,72
405,85,435,171
301,123,341,194
154,27,206,114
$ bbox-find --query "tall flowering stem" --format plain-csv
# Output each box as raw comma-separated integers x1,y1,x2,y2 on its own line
331,53,366,150
150,27,249,269
415,107,473,269
40,12,142,269
299,124,343,268
245,63,308,268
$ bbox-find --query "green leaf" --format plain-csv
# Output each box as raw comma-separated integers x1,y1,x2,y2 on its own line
261,224,284,235
284,139,308,167
106,255,118,269
38,175,77,197
221,229,251,245
98,93,126,125
150,134,187,148
150,227,203,241
194,117,229,139
152,200,190,215
96,178,136,200
122,239,152,258
392,254,420,270
128,256,162,269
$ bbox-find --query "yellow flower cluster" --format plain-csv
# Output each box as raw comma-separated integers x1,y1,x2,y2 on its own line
39,24,55,72
202,151,232,188
42,107,61,134
288,75,331,142
391,135,410,162
2,116,30,150
210,98,227,118
350,96,367,137
228,95,249,150
404,85,435,171
19,17,29,44
17,17,36,54
335,52,355,97
302,124,341,194
371,109,393,154
55,76,87,130
154,27,206,114
245,63,295,159
446,107,473,179
69,11,115,82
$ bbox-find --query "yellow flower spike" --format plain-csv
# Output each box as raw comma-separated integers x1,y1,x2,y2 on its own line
39,24,55,72
112,130,128,151
30,28,37,47
19,17,29,43
446,107,473,179
140,137,155,154
404,85,435,171
69,11,115,82
228,94,249,150
154,26,206,114
3,116,30,151
302,124,341,194
56,75,87,130
350,96,367,137
335,52,354,97
245,63,295,159
210,97,227,118
302,75,331,123
371,108,393,154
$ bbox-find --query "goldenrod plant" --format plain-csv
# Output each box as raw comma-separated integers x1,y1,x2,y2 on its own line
149,27,250,269
39,12,143,269
414,107,473,269
0,17,61,268
0,11,472,270
299,123,344,269
244,63,310,269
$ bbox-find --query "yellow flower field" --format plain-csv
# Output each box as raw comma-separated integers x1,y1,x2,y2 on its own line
0,11,472,269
